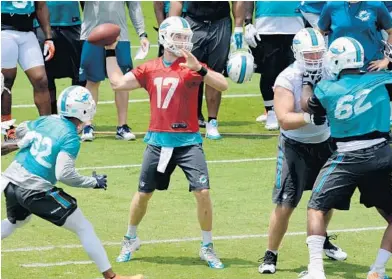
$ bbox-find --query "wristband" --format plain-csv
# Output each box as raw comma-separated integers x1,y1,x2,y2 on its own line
197,66,208,77
303,112,311,124
45,38,53,41
105,49,116,57
139,32,148,38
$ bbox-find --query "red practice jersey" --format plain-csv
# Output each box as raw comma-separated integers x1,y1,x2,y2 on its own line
132,57,207,133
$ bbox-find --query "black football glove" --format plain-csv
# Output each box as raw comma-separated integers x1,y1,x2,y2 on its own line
304,112,326,126
92,171,107,190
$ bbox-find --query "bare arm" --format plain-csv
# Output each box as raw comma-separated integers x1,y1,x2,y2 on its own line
274,86,308,130
232,1,245,27
106,56,141,92
203,68,229,92
154,1,166,26
35,1,52,39
169,1,183,17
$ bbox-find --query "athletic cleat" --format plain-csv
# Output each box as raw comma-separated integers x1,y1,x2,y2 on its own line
256,112,267,123
258,250,277,274
116,124,136,141
205,119,222,140
367,267,390,279
265,110,279,130
116,236,141,263
198,118,206,128
4,126,17,142
298,270,326,279
199,243,224,269
81,125,95,141
323,234,347,261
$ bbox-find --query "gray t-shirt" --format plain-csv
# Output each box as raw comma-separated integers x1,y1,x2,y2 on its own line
81,1,145,42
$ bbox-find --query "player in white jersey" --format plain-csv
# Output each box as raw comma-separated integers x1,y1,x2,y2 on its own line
80,1,150,142
1,86,143,279
258,28,347,275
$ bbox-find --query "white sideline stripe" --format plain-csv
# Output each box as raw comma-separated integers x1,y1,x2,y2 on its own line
12,94,260,108
15,226,386,268
7,226,386,254
75,157,276,171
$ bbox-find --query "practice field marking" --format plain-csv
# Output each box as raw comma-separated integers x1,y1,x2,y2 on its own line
12,226,386,267
12,94,260,108
75,157,277,171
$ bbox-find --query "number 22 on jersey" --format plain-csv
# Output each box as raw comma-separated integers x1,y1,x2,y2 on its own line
154,77,179,109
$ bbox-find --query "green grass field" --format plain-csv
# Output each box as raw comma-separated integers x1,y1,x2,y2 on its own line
1,2,391,279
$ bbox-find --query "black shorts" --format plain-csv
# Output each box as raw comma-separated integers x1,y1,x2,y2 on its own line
186,16,232,73
273,135,335,207
308,141,392,214
35,25,82,80
4,183,77,226
251,34,295,75
138,144,210,193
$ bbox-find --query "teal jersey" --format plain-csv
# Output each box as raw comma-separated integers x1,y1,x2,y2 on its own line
15,115,81,184
315,72,392,139
164,1,187,14
255,1,302,18
144,131,203,148
318,2,392,67
33,1,80,27
1,0,35,15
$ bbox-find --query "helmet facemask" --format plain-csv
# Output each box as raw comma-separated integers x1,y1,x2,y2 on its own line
160,28,193,57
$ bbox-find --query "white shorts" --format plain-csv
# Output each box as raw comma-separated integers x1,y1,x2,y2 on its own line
1,30,44,71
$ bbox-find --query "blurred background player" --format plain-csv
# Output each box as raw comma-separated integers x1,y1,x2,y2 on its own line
258,28,346,275
154,1,188,57
34,1,86,114
170,1,244,138
301,37,392,279
298,1,326,29
80,1,150,141
1,85,143,279
1,1,54,141
244,1,304,131
105,16,228,268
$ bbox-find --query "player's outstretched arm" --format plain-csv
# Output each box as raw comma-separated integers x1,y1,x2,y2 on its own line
179,49,228,92
105,41,142,92
55,152,103,189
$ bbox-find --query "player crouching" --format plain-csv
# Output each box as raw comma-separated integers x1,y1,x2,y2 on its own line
105,16,228,269
1,86,143,279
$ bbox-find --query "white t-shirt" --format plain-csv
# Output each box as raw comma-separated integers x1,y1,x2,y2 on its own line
274,61,330,144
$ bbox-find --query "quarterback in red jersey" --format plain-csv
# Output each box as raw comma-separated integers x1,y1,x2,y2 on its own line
105,16,228,269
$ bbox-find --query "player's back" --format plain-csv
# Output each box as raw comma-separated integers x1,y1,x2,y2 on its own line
15,115,80,185
315,71,392,140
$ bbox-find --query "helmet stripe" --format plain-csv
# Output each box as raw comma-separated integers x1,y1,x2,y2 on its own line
238,55,247,83
60,86,74,113
307,28,318,46
347,37,361,62
179,17,189,28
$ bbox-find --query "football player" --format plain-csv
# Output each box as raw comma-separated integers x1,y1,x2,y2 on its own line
301,37,392,279
1,1,54,140
105,16,228,268
258,28,347,275
1,86,143,279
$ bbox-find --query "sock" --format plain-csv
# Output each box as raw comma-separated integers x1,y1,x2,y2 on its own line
1,219,16,239
264,100,274,112
202,230,212,245
306,235,326,274
267,249,278,256
62,208,111,273
208,117,216,123
1,114,12,122
126,225,137,238
372,248,392,270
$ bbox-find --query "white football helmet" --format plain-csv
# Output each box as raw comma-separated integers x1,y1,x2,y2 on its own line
324,37,364,78
57,86,96,123
227,49,255,84
159,16,193,57
292,28,326,73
